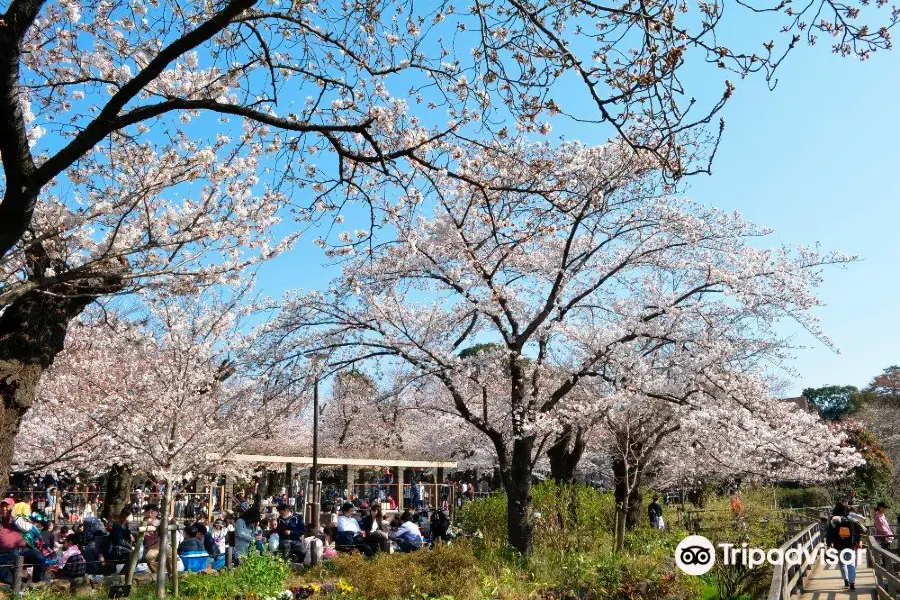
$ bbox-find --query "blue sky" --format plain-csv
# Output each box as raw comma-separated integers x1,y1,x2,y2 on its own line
255,39,900,397
684,47,900,395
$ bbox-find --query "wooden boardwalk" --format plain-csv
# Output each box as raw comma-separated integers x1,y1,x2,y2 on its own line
798,551,876,600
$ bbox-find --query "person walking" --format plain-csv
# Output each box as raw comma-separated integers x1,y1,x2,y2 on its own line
648,496,664,529
826,512,862,590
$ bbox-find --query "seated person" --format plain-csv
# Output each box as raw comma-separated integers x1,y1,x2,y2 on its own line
430,509,451,542
265,518,280,552
322,526,338,560
361,505,390,554
390,512,424,553
335,503,365,551
0,497,46,585
177,525,206,554
104,508,134,575
276,504,306,562
55,534,86,580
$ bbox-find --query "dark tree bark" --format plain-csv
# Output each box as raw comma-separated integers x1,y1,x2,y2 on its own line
547,426,587,484
504,436,535,555
265,470,278,498
0,264,123,491
102,464,133,521
612,456,645,531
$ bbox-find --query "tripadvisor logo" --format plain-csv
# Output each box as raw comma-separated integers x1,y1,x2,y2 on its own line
674,535,859,576
675,535,717,576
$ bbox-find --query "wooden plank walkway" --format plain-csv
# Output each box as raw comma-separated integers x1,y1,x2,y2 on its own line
798,551,876,600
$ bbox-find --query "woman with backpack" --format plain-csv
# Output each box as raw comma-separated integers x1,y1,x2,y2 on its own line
826,509,861,591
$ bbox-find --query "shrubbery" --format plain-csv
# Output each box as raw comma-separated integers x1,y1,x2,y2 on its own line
456,482,697,600
775,486,833,509
178,551,292,599
316,542,480,600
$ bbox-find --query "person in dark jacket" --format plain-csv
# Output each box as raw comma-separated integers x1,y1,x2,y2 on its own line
79,516,108,575
826,514,861,590
430,509,451,543
192,517,219,560
104,509,134,574
648,496,663,529
177,525,206,554
276,505,306,562
362,504,389,554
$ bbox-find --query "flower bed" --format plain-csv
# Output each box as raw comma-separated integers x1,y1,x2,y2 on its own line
265,581,354,600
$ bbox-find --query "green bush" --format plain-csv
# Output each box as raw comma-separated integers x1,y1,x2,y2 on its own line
696,489,784,600
179,551,291,600
457,481,616,553
454,482,697,600
324,542,479,600
775,487,833,509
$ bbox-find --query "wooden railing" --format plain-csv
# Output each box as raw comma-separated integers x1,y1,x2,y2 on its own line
764,505,872,600
766,520,822,600
867,525,900,600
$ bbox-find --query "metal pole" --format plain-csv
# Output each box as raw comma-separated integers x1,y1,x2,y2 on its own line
311,377,319,485
310,377,321,532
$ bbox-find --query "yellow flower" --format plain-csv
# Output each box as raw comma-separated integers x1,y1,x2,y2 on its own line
336,579,354,594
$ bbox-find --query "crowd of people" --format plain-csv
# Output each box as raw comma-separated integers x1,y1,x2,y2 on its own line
0,480,468,588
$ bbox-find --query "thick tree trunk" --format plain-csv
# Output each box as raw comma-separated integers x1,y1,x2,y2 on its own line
0,281,118,491
265,470,278,498
505,436,536,555
547,426,586,484
102,464,133,521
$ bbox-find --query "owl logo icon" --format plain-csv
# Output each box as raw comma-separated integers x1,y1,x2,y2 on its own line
675,535,716,576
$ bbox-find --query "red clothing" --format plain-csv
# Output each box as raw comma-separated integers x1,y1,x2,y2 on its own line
0,520,26,551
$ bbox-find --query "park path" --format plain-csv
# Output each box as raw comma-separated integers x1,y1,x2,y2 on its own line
798,550,876,600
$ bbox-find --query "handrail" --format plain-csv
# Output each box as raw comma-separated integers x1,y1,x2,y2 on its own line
766,521,821,600
766,509,873,600
866,524,900,598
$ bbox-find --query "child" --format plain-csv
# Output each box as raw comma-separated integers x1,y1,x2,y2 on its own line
322,526,337,560
55,534,86,580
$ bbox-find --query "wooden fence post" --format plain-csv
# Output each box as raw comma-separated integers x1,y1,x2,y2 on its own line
125,529,146,586
225,547,233,571
170,528,179,597
11,555,24,596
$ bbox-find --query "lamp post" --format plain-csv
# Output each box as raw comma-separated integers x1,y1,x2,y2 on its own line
310,376,321,531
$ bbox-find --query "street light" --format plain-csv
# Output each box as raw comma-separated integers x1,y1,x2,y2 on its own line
307,354,327,533
310,375,320,531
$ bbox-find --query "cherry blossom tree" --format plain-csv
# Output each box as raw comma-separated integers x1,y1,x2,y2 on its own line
1,0,894,492
3,0,893,255
16,291,304,593
0,134,299,489
262,140,857,554
578,379,862,550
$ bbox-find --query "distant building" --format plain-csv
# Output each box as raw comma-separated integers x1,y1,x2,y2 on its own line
780,396,811,412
